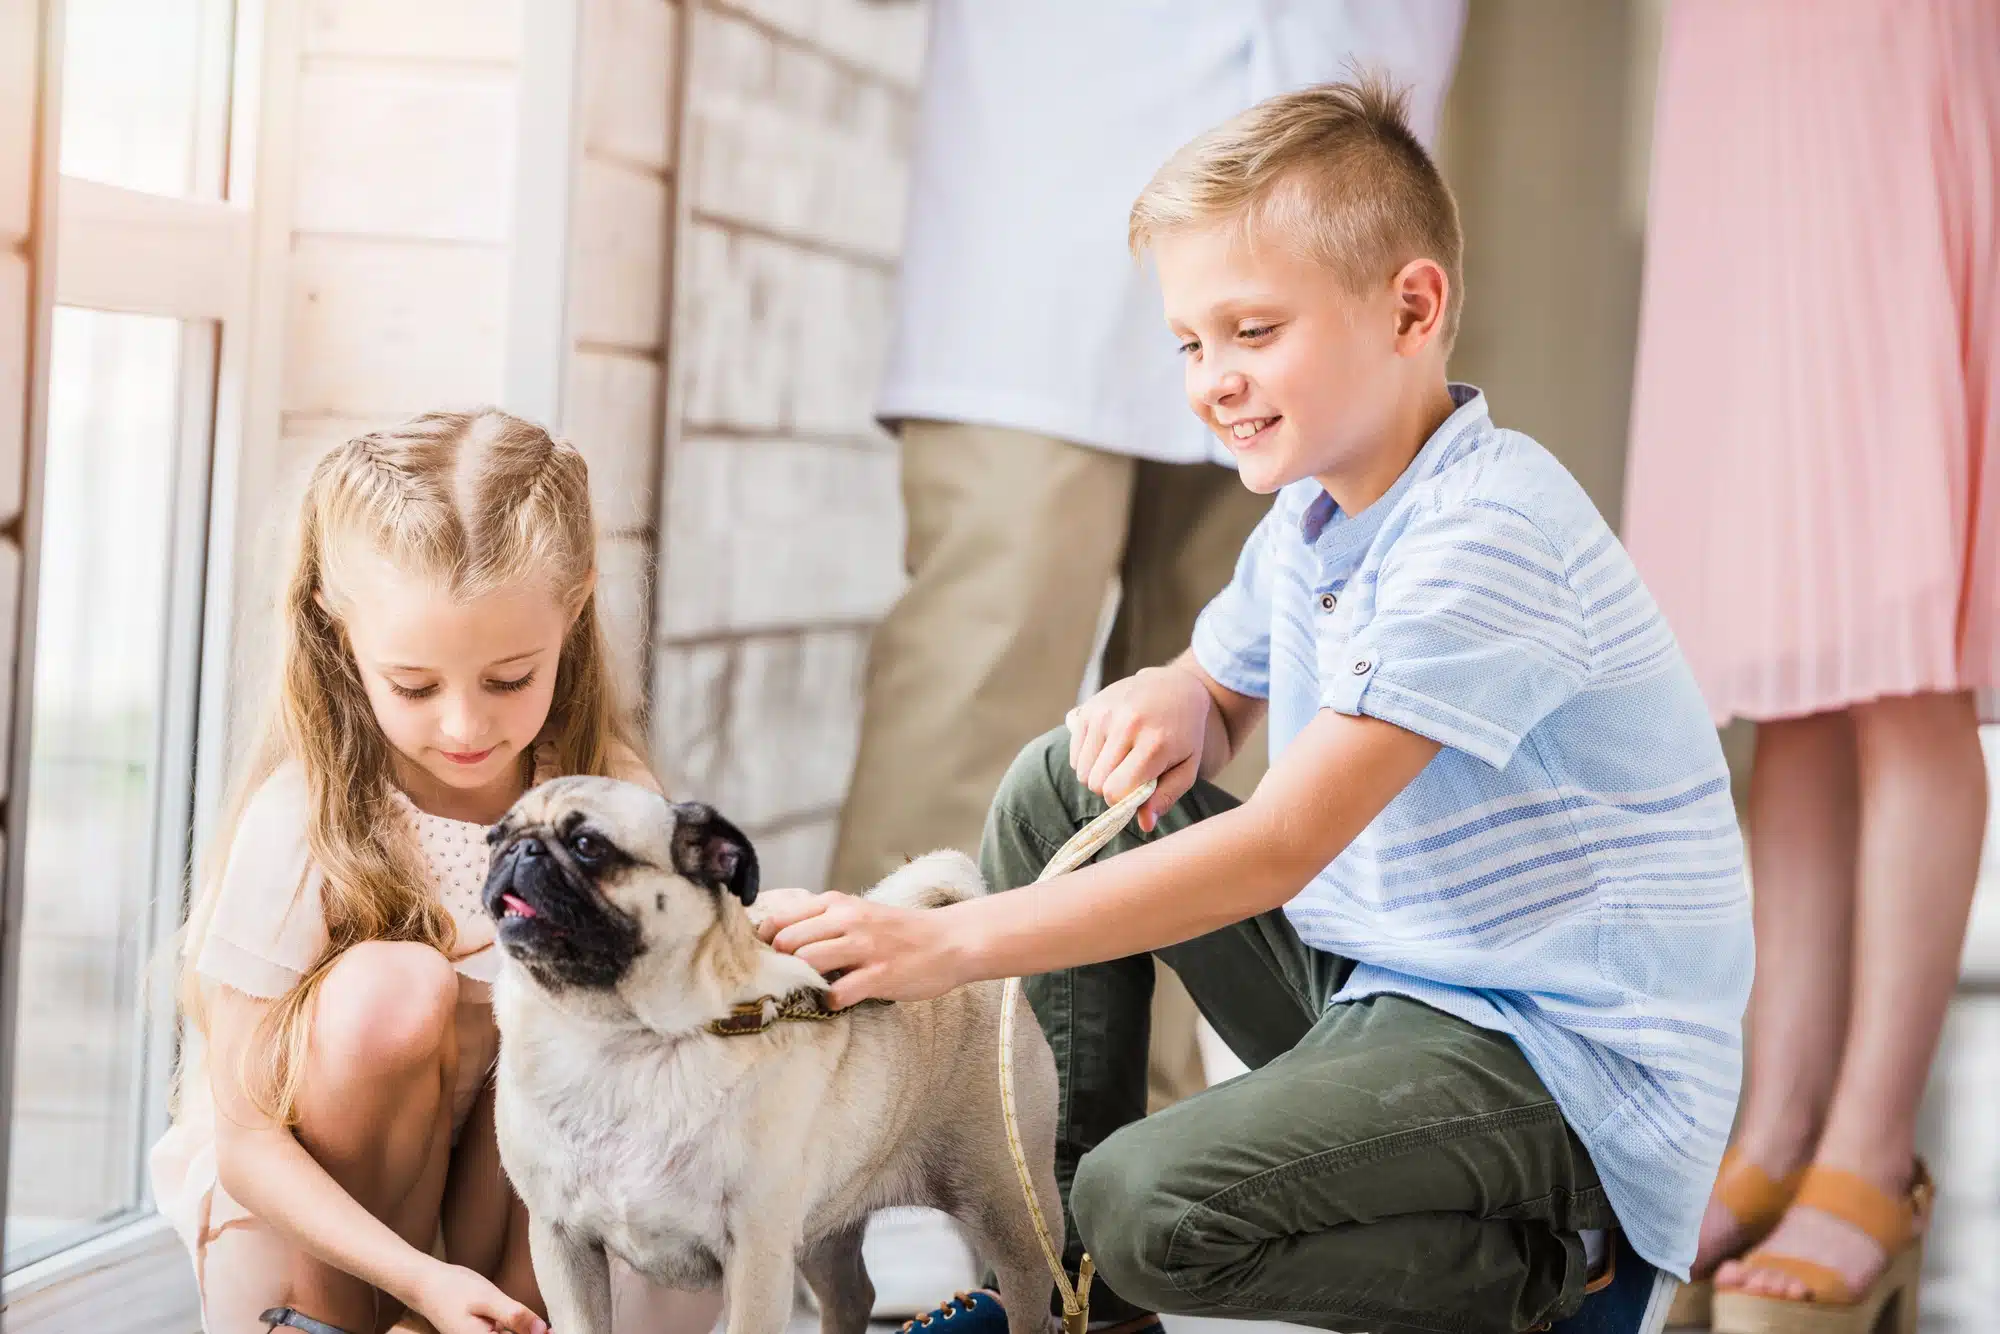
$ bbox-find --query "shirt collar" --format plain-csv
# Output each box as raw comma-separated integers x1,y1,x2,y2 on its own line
1297,383,1490,559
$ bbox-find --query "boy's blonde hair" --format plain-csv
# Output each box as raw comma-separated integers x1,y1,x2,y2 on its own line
1129,73,1463,350
178,408,636,1124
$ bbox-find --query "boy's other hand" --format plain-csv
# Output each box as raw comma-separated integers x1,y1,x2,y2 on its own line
1067,662,1213,832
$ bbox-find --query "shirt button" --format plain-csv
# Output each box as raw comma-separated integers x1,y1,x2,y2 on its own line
1318,593,1337,612
1351,656,1373,675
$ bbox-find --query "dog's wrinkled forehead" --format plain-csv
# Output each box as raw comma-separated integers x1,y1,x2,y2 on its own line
489,777,760,906
490,776,671,857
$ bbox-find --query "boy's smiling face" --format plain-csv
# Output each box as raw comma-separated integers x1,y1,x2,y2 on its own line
1156,219,1449,507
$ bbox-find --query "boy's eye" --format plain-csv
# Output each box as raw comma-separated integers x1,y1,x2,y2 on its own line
1237,324,1276,341
488,672,536,694
1177,338,1201,357
388,681,437,700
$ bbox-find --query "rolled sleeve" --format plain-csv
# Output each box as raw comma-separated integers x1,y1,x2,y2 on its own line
1324,500,1589,769
1190,509,1279,700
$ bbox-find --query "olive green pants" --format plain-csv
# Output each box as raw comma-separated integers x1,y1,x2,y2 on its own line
981,730,1619,1334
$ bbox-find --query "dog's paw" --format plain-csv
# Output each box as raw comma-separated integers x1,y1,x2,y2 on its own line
864,850,985,909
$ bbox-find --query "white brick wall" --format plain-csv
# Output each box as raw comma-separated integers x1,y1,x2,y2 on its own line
651,0,926,876
559,0,681,710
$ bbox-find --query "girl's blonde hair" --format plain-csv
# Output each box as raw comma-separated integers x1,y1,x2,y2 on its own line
179,407,634,1124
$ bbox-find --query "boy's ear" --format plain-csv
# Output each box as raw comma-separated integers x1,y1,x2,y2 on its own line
1391,257,1449,351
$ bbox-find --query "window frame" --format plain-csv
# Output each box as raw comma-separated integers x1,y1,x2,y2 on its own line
1,0,595,1322
0,0,288,1320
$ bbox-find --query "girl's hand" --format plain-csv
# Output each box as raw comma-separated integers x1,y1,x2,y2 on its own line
412,1260,550,1334
767,896,970,1007
1067,663,1215,830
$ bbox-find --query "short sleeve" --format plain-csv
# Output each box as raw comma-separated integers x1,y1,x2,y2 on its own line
1323,499,1589,769
1191,508,1281,699
194,764,329,999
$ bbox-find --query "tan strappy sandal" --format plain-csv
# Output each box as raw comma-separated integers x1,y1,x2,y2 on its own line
1709,1160,1932,1334
1668,1148,1805,1328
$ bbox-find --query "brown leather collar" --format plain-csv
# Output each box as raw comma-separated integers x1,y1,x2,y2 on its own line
704,986,887,1037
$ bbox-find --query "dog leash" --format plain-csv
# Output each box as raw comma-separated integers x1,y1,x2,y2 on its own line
1000,778,1156,1334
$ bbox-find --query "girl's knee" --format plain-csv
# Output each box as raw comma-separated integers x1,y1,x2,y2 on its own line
314,940,457,1077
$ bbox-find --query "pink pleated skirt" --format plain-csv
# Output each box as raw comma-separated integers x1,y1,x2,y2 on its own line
1623,0,2000,724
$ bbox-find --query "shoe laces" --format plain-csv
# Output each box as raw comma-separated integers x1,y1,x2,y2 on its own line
900,1291,979,1333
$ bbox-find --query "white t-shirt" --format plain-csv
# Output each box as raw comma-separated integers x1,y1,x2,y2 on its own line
877,0,1467,464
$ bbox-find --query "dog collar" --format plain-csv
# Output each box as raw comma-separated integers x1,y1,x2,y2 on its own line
705,985,888,1037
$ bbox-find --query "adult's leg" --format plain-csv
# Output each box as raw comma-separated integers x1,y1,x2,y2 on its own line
828,421,1133,895
1108,459,1272,800
1109,460,1273,1107
1692,711,1859,1274
1722,690,1985,1299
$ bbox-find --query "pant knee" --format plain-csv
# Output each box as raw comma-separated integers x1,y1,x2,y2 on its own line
983,727,1080,858
995,727,1072,813
1071,1139,1191,1315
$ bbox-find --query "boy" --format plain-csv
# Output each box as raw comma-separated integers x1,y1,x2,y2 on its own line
760,78,1752,1334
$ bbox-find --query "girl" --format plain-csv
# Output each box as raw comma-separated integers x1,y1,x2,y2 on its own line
149,410,690,1334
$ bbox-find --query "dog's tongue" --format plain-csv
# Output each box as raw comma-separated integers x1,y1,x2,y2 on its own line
502,893,539,919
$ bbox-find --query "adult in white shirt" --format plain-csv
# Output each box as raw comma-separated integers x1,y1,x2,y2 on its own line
832,0,1465,1098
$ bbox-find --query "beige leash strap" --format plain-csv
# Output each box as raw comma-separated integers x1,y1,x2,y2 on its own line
998,778,1156,1334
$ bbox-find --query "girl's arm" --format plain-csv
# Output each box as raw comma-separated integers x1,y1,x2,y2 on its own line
205,988,542,1333
206,987,438,1301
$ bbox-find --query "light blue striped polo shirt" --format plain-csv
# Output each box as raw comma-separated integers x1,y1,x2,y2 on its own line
1191,385,1752,1278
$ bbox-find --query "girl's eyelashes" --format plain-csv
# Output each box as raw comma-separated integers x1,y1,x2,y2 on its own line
1177,337,1201,357
1238,323,1277,341
383,672,535,700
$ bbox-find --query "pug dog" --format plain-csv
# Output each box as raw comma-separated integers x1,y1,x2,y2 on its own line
483,777,1062,1334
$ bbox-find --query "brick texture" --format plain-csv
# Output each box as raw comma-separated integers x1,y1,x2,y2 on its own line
649,0,927,884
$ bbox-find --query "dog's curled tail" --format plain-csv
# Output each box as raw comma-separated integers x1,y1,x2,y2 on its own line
864,849,986,909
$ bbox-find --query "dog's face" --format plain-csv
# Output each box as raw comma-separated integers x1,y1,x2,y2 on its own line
482,776,759,993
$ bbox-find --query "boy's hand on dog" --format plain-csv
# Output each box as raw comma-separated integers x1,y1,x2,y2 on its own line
759,892,968,1006
1067,662,1213,830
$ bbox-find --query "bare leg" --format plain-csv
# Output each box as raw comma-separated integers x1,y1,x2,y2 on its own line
441,1074,544,1315
612,1261,725,1333
1692,711,1859,1275
284,942,465,1333
1721,690,1984,1298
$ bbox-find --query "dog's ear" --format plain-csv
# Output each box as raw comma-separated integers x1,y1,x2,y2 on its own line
670,803,761,906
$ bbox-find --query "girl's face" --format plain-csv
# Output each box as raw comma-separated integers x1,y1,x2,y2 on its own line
335,555,580,819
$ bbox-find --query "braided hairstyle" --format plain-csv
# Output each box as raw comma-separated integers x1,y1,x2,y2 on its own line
179,408,633,1123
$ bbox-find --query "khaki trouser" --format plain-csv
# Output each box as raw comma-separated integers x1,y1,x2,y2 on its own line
831,420,1269,1105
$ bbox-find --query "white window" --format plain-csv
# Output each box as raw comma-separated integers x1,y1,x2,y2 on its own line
1,0,278,1324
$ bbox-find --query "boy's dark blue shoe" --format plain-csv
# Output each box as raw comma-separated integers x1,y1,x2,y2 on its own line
898,1290,1009,1334
1544,1230,1678,1334
897,1290,1165,1334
